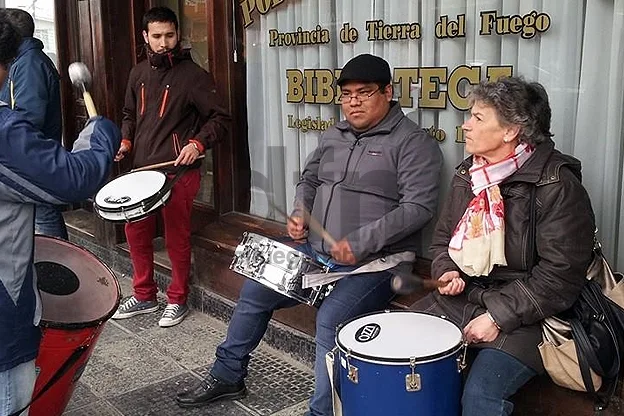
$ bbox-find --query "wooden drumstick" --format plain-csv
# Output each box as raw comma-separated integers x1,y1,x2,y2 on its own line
301,207,338,248
392,272,450,293
130,154,205,172
269,201,338,248
68,62,98,118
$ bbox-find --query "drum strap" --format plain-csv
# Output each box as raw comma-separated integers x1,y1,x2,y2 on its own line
301,251,415,288
140,165,190,214
8,344,90,416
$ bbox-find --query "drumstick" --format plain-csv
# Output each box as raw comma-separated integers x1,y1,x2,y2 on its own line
301,207,338,248
130,155,205,172
392,272,450,293
268,201,338,248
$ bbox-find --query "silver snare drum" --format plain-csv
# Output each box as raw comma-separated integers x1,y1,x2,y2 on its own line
229,232,331,307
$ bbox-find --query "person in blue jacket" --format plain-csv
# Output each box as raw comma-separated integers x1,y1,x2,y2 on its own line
0,8,67,240
0,18,121,416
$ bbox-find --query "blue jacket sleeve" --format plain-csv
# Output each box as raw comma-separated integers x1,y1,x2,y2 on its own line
9,57,53,130
0,114,121,204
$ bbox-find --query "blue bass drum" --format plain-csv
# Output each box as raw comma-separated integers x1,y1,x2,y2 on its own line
335,310,466,416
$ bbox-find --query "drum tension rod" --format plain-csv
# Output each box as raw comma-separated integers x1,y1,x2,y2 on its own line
406,356,421,392
457,341,469,373
346,349,358,384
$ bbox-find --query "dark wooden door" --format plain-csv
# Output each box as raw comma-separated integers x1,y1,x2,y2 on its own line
55,0,146,246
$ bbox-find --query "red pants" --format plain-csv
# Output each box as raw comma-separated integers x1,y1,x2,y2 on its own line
125,169,200,304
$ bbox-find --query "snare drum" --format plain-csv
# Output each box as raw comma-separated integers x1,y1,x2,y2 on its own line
335,310,465,416
229,232,331,306
93,170,171,222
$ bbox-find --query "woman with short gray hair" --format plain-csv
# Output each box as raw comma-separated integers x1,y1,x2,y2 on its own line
410,77,595,415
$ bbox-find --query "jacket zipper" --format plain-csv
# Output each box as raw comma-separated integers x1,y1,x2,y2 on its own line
173,132,181,156
139,83,145,116
9,79,15,109
320,137,360,253
159,84,170,118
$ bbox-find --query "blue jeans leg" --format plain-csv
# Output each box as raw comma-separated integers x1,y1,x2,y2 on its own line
462,348,537,416
308,270,394,416
0,359,37,416
210,279,299,384
35,203,68,240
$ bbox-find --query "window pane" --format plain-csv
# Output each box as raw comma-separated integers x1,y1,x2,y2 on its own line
242,0,624,261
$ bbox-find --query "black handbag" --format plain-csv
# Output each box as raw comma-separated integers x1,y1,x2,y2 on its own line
529,187,624,410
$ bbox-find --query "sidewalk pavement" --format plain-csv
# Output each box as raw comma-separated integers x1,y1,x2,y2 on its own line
63,276,314,416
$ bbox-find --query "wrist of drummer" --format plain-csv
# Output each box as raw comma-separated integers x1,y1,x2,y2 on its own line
121,138,132,152
189,139,204,154
485,310,502,331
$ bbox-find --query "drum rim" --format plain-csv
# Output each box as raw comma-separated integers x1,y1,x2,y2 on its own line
36,235,121,329
94,170,169,212
335,310,464,364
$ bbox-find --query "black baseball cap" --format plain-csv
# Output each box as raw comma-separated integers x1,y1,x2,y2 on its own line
336,54,392,86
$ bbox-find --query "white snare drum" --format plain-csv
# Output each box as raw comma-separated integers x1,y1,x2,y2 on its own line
230,232,331,306
93,170,171,222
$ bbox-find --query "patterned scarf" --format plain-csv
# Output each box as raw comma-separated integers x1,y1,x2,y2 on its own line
448,143,534,276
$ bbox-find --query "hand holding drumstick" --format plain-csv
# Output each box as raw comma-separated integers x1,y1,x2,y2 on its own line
282,203,449,287
286,207,355,265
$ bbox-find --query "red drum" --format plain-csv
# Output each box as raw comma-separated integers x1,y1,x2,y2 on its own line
30,236,120,416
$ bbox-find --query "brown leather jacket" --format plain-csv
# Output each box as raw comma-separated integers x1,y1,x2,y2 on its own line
411,139,595,372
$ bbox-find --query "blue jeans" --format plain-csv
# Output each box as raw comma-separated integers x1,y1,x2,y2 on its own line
0,359,36,416
462,348,537,416
211,243,394,416
35,204,68,240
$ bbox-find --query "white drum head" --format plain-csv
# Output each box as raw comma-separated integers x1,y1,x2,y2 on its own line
95,170,167,209
336,311,463,364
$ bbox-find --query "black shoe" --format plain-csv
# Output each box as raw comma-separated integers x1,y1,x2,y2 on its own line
175,375,246,408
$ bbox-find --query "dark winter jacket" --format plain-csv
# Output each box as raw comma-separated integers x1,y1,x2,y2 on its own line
294,102,443,262
0,37,62,143
121,49,229,171
411,139,595,372
0,103,120,372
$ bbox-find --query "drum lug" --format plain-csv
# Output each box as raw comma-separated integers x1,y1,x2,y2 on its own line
406,356,421,392
324,284,334,298
457,341,469,373
346,350,359,384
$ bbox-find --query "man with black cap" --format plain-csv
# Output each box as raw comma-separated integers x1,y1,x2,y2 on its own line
176,54,442,416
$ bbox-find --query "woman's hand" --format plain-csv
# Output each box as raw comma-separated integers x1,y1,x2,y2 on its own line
463,313,500,344
437,271,465,296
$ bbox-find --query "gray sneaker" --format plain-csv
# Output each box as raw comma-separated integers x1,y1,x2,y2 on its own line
112,296,159,319
158,303,189,327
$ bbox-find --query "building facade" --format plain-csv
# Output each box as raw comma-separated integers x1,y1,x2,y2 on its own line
5,0,624,333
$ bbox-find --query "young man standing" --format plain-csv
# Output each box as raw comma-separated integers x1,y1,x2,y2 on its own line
112,7,230,327
0,18,121,416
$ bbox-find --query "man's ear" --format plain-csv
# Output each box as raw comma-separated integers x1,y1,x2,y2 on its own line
142,30,149,44
384,84,394,102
